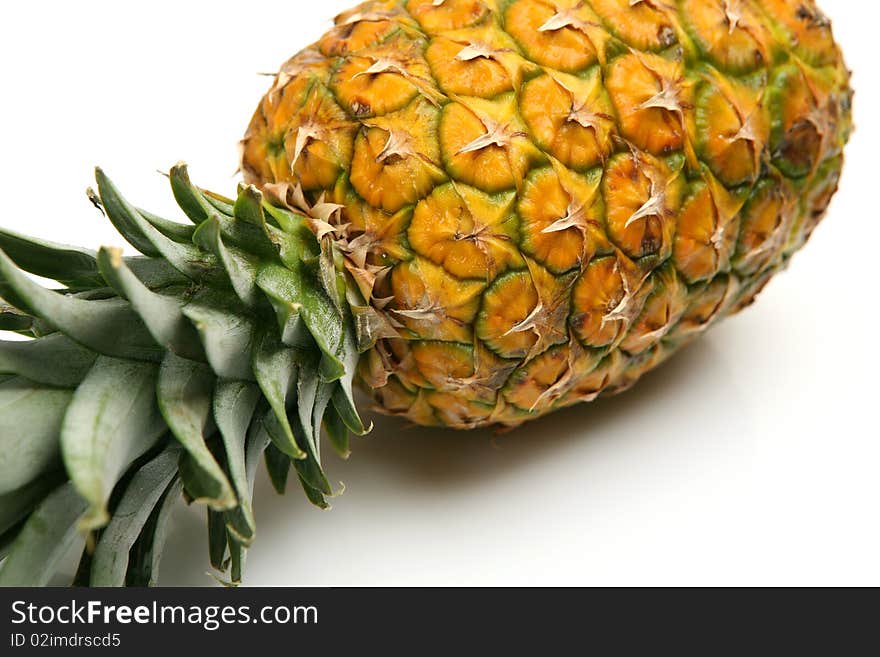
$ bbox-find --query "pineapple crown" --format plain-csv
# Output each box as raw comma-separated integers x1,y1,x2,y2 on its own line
0,165,370,586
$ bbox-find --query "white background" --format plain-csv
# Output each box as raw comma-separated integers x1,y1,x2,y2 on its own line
1,1,877,586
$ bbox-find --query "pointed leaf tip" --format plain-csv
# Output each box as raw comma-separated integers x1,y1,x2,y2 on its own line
170,163,215,225
157,352,236,511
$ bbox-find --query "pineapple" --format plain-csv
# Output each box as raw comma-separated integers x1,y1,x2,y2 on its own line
241,0,852,428
0,0,851,586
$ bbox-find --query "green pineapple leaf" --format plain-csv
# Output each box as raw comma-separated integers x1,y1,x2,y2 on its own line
89,445,181,586
0,165,372,587
61,356,166,530
157,353,236,510
0,483,88,586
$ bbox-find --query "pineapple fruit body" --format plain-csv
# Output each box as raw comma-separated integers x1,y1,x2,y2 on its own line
241,0,852,430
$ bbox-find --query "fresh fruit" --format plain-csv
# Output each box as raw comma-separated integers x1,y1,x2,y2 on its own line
242,0,852,429
0,0,851,586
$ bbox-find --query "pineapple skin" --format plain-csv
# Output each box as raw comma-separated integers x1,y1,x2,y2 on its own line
241,0,852,430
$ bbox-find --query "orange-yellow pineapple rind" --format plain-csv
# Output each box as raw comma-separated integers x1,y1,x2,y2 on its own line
241,0,853,430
